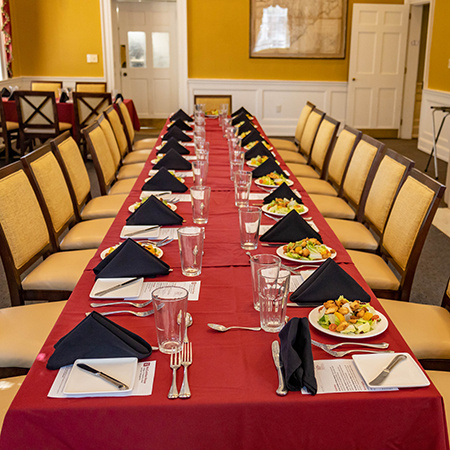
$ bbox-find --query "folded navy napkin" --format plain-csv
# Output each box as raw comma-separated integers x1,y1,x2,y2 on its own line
232,112,252,126
279,318,317,394
1,87,10,98
171,108,193,122
153,148,192,170
237,120,256,134
126,195,183,226
244,143,275,161
168,118,193,132
93,238,171,279
232,107,253,118
252,158,286,179
289,259,371,306
260,210,321,243
263,183,302,205
142,167,188,193
162,126,192,142
59,91,69,103
46,311,153,370
241,129,263,146
158,137,190,155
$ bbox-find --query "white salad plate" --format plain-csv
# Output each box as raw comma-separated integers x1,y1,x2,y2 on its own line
276,245,336,264
261,203,308,217
255,178,294,189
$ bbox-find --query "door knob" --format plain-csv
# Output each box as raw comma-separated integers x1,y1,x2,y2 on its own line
123,72,128,77
352,78,356,81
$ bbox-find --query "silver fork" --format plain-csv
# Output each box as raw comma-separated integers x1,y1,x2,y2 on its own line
311,340,389,351
168,351,181,399
93,309,155,317
318,347,394,358
179,342,192,399
90,300,153,308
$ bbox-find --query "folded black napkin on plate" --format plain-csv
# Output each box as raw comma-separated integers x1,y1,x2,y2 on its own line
171,108,193,122
241,129,263,146
153,148,192,170
279,317,317,394
237,120,256,134
260,210,321,243
252,158,286,179
232,107,253,118
93,238,171,279
126,195,183,226
162,126,192,142
158,137,190,155
289,259,371,306
244,143,275,161
263,183,302,204
59,91,69,103
168,118,193,132
141,167,188,193
232,112,252,126
46,311,153,370
1,87,10,98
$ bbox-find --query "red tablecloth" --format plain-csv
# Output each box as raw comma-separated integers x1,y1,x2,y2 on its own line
1,117,448,450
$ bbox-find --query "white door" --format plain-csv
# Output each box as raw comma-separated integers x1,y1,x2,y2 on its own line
118,2,178,118
346,4,409,132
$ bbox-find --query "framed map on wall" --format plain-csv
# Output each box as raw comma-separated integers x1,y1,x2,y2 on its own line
250,0,347,59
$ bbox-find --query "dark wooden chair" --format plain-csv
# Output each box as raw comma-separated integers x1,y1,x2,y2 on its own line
0,99,19,163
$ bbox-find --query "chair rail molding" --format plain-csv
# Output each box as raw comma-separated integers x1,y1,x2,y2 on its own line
188,78,347,137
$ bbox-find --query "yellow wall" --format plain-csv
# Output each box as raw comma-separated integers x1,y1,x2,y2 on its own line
428,0,450,92
187,0,403,82
10,0,103,77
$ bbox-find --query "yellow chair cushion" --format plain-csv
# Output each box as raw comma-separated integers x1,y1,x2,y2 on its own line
297,178,338,196
99,117,122,168
300,111,322,157
60,122,72,131
288,164,320,179
270,139,298,152
81,194,127,220
425,370,450,436
122,150,151,165
60,218,114,251
107,109,128,157
108,178,136,195
0,301,67,368
327,129,358,186
5,121,18,131
347,250,400,291
310,119,336,170
119,102,135,142
133,138,158,151
309,194,356,219
380,299,450,360
0,376,26,430
277,150,306,164
22,249,96,291
89,126,116,188
326,218,379,250
117,163,145,180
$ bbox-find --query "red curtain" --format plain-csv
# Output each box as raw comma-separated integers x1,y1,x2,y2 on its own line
1,0,12,77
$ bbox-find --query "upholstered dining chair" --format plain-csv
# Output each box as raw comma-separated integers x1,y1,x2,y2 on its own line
82,121,137,196
287,114,340,179
425,370,450,435
298,126,362,196
14,90,72,154
30,81,63,97
115,97,157,151
51,132,127,221
21,143,114,251
194,94,232,115
75,81,107,93
0,161,95,306
309,135,385,220
0,99,19,163
348,168,445,301
326,148,414,251
0,375,26,430
271,101,315,158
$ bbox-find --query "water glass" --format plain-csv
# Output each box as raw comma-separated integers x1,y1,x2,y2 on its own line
152,286,188,354
234,170,252,207
238,206,261,250
222,117,232,135
192,159,208,186
250,254,281,311
258,269,290,333
190,186,211,224
195,142,209,161
178,227,205,277
230,157,244,181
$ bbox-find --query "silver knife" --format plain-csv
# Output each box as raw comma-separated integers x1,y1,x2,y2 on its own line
77,363,129,390
95,277,142,296
369,354,407,386
271,341,288,396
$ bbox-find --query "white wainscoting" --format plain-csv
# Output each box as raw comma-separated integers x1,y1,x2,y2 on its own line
418,88,450,162
188,79,348,137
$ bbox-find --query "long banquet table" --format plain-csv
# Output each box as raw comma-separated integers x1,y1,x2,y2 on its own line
0,116,448,450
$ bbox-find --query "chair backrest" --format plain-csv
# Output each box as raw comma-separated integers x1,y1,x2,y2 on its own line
363,148,414,237
0,100,11,161
194,95,232,114
51,132,92,222
341,134,385,221
115,98,135,144
380,168,445,301
72,92,111,143
75,82,107,93
103,104,129,158
299,108,325,160
30,81,62,97
82,121,117,195
21,143,77,251
0,161,52,306
326,126,362,193
14,91,60,133
98,113,122,169
294,101,315,144
309,114,340,178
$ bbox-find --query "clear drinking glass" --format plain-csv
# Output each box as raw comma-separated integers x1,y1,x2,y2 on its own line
190,186,211,224
192,159,208,186
152,286,188,354
177,227,205,277
238,206,261,250
230,157,244,181
258,268,290,333
234,170,252,207
250,254,281,311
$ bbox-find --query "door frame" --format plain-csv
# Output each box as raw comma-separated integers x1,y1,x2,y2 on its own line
99,0,189,111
